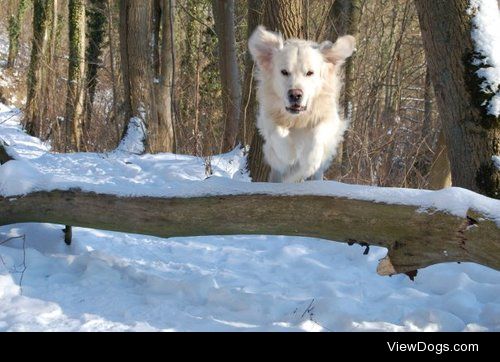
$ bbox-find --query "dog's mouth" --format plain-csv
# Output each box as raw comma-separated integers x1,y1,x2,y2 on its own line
286,104,307,114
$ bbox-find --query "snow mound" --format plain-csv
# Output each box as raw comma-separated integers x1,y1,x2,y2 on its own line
115,117,146,155
0,160,48,196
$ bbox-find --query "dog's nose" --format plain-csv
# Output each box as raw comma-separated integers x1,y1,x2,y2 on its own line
288,89,303,103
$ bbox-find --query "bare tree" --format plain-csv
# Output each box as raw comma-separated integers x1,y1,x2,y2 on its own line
415,0,499,198
7,0,29,68
24,0,55,137
119,0,156,153
327,0,362,179
66,0,86,151
239,0,263,147
106,0,120,141
85,0,107,138
333,0,362,121
151,0,176,153
212,0,241,153
247,0,305,182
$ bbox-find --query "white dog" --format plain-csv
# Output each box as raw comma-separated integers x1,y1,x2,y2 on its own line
249,26,356,182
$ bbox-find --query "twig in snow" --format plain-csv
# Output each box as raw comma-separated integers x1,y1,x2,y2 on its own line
0,108,23,125
298,299,333,332
301,298,315,319
0,235,28,294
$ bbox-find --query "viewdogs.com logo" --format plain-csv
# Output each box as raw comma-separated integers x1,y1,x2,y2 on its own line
387,342,479,355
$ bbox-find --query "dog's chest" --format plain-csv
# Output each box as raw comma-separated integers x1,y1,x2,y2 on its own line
288,128,315,150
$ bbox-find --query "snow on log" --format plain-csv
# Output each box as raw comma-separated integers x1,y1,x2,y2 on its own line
0,188,498,276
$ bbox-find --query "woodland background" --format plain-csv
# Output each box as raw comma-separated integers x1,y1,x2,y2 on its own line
0,0,497,196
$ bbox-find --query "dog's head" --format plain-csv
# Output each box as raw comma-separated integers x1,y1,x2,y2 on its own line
249,26,356,116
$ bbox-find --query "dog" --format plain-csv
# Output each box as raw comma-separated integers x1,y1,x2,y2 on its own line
249,26,356,183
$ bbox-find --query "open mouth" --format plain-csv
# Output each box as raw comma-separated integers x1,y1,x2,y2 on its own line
286,105,307,114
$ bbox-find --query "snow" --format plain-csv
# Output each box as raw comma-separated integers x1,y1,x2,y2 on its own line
494,155,500,170
115,117,146,155
1,105,500,331
469,0,500,116
1,224,500,332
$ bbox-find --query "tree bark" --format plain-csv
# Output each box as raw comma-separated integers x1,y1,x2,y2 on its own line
262,0,305,36
25,0,55,137
428,130,452,190
151,0,176,153
212,0,241,153
66,0,86,151
248,0,305,182
7,0,29,68
238,0,262,147
415,0,500,199
45,0,59,140
119,0,157,153
85,0,107,138
422,68,433,142
0,189,498,276
327,0,362,180
106,0,120,142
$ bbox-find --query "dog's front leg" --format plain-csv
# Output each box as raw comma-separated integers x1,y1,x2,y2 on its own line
261,125,296,174
308,169,324,181
283,151,323,183
268,169,284,183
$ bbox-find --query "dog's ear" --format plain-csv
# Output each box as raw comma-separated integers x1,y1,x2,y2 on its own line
249,26,284,72
320,35,356,65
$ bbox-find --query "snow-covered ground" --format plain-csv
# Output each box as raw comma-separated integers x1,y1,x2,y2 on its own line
1,103,500,332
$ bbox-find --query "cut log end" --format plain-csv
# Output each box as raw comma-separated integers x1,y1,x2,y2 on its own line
377,256,397,276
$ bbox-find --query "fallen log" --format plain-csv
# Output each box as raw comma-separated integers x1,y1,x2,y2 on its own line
1,189,498,275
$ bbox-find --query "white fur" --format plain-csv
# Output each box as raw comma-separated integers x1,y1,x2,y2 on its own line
249,26,356,183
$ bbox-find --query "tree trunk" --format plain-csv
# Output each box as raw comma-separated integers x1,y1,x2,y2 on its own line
119,0,157,153
248,0,305,182
415,0,500,199
262,0,304,36
0,189,498,276
106,0,120,143
66,0,86,151
422,68,433,142
7,0,29,68
327,0,362,180
238,0,262,147
151,0,176,153
428,130,452,190
24,0,55,137
45,0,59,139
84,0,107,139
212,0,242,153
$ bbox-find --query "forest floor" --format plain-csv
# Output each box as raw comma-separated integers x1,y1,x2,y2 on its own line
1,102,500,332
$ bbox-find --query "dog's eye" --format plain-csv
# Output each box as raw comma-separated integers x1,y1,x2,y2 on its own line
306,71,314,77
281,69,289,76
